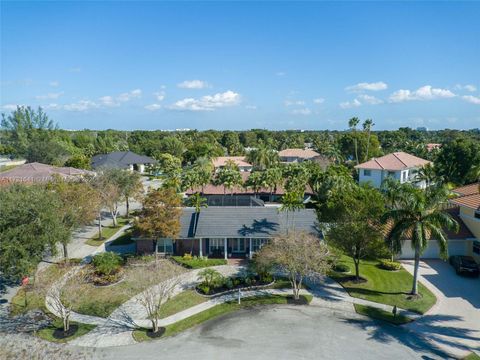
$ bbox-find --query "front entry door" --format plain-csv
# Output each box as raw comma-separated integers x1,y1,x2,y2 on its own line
231,238,245,253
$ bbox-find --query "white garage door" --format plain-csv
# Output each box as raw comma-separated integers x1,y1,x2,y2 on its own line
399,240,471,259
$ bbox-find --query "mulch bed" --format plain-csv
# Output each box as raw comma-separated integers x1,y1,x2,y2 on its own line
286,296,310,305
146,327,166,338
52,324,78,339
340,276,368,284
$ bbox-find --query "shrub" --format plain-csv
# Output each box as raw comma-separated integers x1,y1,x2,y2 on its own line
172,256,227,269
92,252,123,276
198,284,210,295
333,264,350,273
183,253,193,261
379,259,402,271
198,268,223,288
225,278,234,289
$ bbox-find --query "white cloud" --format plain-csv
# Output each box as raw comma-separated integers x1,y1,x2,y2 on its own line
245,105,257,110
313,98,325,104
63,100,99,112
99,96,118,107
117,89,142,102
43,103,62,110
340,99,362,109
145,104,162,111
357,94,383,105
35,92,64,100
389,85,456,103
285,100,306,106
455,84,477,92
291,108,312,115
169,90,241,111
462,95,480,105
153,91,166,102
2,104,22,111
346,81,388,92
49,81,60,87
177,80,209,89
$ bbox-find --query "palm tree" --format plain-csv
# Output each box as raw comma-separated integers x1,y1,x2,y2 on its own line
416,163,442,188
187,192,208,254
264,167,283,202
244,171,266,198
381,184,458,295
193,157,213,193
246,142,278,170
280,191,305,233
348,117,360,165
362,119,374,162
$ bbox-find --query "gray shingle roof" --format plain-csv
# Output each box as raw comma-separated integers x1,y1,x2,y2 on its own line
185,207,318,238
91,151,156,170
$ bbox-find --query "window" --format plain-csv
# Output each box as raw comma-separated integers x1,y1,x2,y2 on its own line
387,171,395,178
209,238,224,252
473,241,480,255
363,169,371,176
251,238,268,252
156,239,173,254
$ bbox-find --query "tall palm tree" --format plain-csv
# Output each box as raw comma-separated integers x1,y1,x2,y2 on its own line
264,167,283,202
381,184,458,295
348,117,360,165
280,191,305,233
362,118,374,162
187,192,208,254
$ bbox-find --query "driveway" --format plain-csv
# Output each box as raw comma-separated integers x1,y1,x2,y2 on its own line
402,260,480,357
95,305,447,360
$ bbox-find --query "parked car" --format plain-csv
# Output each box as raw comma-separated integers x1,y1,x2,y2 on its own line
449,255,480,277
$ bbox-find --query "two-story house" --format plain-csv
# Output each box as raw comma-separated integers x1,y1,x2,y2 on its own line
278,148,320,163
355,151,431,189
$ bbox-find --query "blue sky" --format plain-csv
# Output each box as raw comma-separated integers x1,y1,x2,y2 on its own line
1,1,479,131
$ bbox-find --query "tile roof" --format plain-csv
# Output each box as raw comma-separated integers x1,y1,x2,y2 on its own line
212,156,252,168
450,194,480,210
354,152,431,171
191,207,319,238
452,182,480,197
0,162,94,183
278,148,320,159
91,151,156,170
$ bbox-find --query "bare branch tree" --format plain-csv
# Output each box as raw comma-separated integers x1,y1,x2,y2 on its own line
256,231,330,300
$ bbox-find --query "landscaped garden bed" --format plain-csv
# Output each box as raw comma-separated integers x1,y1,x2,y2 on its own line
37,318,96,343
172,254,227,269
354,304,413,325
329,256,436,314
133,293,313,342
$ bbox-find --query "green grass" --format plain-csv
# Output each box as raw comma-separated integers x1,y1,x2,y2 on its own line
354,304,413,325
86,217,129,246
158,290,207,318
109,230,134,246
37,318,96,343
10,264,73,316
329,256,436,314
133,293,313,342
172,256,227,269
463,353,480,360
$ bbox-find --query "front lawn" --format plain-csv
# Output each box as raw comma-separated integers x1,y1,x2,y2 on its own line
329,256,436,314
464,353,480,360
172,256,227,269
354,304,413,325
133,293,313,342
86,217,129,247
37,318,96,343
10,263,74,316
158,290,207,318
68,260,186,318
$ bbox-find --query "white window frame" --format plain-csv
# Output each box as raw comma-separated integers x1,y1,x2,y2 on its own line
209,238,223,253
156,238,173,254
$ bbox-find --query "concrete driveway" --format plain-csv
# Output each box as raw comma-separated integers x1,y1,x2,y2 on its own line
96,305,447,360
402,260,480,357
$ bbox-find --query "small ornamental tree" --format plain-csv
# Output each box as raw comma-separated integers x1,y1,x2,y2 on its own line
256,231,330,300
132,261,183,334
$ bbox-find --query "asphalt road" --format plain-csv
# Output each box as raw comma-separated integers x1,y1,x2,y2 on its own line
96,305,448,360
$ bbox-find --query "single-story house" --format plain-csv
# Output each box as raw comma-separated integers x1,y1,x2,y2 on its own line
278,148,320,163
0,162,93,183
91,151,156,173
135,207,319,259
355,151,431,189
0,157,26,168
212,156,253,172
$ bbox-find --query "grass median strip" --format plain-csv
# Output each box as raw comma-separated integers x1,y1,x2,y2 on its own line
329,256,436,314
133,293,313,342
86,217,129,247
354,304,413,325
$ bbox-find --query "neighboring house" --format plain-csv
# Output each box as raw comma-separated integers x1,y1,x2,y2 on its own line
426,143,442,152
185,172,314,203
278,148,320,163
0,156,26,168
355,151,431,189
91,151,156,173
0,162,93,183
135,207,319,259
450,182,480,262
212,156,253,172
